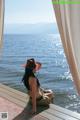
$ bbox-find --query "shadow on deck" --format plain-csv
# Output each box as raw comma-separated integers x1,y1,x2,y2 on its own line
13,101,49,120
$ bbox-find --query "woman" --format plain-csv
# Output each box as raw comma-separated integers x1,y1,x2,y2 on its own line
22,58,54,114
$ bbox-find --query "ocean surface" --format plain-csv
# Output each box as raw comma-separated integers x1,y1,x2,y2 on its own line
0,34,80,113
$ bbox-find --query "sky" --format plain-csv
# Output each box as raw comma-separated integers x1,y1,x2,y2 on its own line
5,0,56,24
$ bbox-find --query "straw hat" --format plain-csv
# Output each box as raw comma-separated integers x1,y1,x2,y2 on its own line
22,58,41,71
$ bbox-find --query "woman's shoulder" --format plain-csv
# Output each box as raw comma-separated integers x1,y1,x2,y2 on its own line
29,76,37,85
29,76,36,81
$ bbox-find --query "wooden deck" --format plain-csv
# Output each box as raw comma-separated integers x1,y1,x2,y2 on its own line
0,83,80,120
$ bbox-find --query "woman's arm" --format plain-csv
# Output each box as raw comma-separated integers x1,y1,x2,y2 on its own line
29,77,37,113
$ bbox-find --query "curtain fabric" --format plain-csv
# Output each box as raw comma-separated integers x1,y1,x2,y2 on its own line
0,0,4,48
52,0,80,95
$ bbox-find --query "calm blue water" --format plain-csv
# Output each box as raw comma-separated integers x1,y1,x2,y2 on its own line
0,34,80,113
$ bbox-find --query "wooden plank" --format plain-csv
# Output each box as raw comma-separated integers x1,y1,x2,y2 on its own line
0,92,26,108
0,86,29,103
0,84,29,108
39,111,62,120
45,108,78,120
50,104,80,120
0,83,27,97
30,115,49,120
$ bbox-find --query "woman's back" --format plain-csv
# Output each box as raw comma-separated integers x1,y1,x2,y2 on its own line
22,67,40,90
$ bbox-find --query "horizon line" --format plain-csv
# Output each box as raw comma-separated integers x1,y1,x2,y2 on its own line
4,22,56,25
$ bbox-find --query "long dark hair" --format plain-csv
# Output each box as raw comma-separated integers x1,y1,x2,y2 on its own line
25,58,36,71
22,67,35,90
22,58,40,90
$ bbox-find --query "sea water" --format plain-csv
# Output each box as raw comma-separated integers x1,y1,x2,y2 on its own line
0,34,80,113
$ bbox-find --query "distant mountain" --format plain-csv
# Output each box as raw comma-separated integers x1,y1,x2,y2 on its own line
4,23,59,34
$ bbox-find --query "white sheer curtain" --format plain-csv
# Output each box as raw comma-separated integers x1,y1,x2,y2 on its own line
52,1,80,95
0,0,4,48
